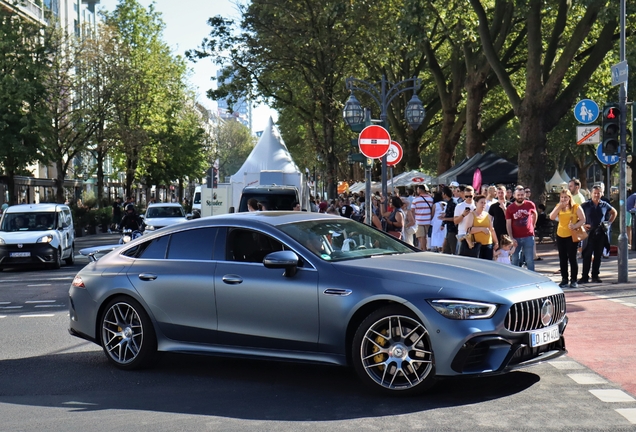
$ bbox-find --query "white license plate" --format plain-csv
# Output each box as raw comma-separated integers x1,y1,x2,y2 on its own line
10,252,31,258
529,324,560,347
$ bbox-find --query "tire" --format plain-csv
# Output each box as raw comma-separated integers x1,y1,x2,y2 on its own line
352,305,436,395
64,244,75,265
51,248,62,269
100,296,157,370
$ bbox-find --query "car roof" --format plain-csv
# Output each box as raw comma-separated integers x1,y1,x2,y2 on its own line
4,203,67,213
147,203,184,208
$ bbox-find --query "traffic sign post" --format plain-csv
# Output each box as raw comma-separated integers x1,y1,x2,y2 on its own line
386,141,403,167
574,99,599,124
596,144,619,166
358,125,391,159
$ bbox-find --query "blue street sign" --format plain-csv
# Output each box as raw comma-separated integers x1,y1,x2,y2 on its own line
574,99,599,124
596,143,619,166
611,61,628,87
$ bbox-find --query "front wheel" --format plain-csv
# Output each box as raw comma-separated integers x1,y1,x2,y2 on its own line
100,296,156,370
51,248,62,269
64,244,75,265
352,305,435,395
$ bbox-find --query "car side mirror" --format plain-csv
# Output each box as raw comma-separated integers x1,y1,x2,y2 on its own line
263,250,299,277
186,213,192,220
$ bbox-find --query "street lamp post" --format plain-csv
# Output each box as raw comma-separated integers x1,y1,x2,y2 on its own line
343,75,425,204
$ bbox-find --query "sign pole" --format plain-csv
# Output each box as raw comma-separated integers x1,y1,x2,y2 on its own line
618,0,628,283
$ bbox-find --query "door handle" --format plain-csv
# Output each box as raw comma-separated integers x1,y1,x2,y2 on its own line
138,273,157,281
222,274,243,284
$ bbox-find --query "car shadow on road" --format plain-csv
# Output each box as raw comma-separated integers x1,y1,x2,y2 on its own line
0,351,540,421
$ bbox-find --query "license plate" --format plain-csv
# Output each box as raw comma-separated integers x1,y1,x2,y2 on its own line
529,324,560,347
10,252,31,258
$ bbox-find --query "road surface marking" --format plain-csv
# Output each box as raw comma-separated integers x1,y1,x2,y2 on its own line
567,373,608,384
589,389,636,403
623,302,636,307
25,300,56,303
35,304,64,308
609,298,626,303
616,408,636,424
0,306,22,309
0,316,5,319
19,314,55,318
549,361,585,370
0,301,10,305
27,284,52,287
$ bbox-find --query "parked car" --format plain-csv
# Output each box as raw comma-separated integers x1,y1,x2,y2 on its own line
68,212,567,394
142,203,188,232
0,203,75,270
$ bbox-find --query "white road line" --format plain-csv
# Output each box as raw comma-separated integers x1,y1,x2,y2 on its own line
0,316,6,319
35,304,64,308
27,284,52,287
609,298,626,303
0,306,23,309
549,361,585,370
589,389,636,403
0,301,10,305
622,302,636,307
567,373,608,385
616,408,636,424
19,314,55,318
25,300,56,303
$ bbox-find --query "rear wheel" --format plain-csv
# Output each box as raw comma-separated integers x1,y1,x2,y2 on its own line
100,296,156,370
64,244,75,265
352,305,435,395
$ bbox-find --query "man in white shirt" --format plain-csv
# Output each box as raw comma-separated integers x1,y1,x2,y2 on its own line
453,186,476,254
412,184,434,250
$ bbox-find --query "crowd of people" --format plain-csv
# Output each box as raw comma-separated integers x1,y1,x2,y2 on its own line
316,178,618,287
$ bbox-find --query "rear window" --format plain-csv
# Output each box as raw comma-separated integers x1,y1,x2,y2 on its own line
238,190,298,212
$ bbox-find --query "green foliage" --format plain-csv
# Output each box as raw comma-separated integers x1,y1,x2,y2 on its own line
212,120,255,182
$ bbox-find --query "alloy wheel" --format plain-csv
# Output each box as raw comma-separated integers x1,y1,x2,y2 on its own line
102,302,144,365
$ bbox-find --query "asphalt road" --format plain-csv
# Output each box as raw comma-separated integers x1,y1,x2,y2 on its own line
0,234,635,431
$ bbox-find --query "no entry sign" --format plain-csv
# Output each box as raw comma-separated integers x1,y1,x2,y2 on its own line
387,141,403,167
358,125,390,159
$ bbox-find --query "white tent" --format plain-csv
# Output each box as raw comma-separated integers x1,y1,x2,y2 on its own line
391,170,432,188
229,117,303,208
545,170,569,192
559,171,571,183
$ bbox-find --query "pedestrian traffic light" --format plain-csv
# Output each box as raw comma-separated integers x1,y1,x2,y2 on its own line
602,103,620,156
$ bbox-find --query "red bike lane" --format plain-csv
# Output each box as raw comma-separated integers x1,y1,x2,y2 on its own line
564,290,636,397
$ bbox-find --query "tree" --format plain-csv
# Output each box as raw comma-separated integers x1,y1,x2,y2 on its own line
189,1,375,199
470,0,618,203
211,120,255,183
0,8,52,204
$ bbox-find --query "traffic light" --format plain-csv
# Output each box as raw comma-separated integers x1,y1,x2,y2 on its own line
602,103,620,156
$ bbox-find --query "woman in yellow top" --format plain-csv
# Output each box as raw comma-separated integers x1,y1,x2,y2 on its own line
549,189,586,288
463,195,498,260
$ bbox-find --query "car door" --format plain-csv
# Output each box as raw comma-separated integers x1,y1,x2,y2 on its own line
214,227,319,351
126,227,219,344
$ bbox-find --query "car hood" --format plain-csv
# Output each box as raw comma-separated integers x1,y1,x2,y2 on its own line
334,252,552,293
0,230,55,244
144,217,187,227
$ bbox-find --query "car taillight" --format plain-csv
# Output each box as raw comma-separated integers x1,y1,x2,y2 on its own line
72,276,85,288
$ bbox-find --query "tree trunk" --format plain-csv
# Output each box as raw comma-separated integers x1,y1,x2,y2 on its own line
517,109,548,205
436,107,462,176
465,80,487,157
96,149,105,205
55,160,65,204
6,170,17,205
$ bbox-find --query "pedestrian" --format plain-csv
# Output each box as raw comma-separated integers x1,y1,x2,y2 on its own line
412,184,434,250
578,185,617,284
111,198,122,233
453,186,476,254
505,186,538,271
429,192,446,252
463,195,498,259
568,178,586,205
493,235,515,264
439,186,457,254
488,185,508,242
505,188,513,203
550,190,586,288
401,197,417,246
384,196,405,240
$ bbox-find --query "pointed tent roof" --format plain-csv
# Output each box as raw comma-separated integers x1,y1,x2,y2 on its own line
230,117,300,181
546,170,569,190
434,151,518,185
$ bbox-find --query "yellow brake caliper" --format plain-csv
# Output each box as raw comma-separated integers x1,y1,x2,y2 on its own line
372,329,388,369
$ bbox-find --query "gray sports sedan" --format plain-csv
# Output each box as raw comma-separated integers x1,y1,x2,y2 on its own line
68,212,567,395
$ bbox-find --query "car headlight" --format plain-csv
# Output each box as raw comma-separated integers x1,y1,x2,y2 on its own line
36,234,54,243
428,300,498,320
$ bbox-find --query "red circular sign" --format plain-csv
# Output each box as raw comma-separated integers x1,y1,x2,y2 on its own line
387,141,403,167
411,177,425,183
358,125,391,159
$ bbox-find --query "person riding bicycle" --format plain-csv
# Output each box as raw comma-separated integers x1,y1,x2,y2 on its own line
119,204,145,232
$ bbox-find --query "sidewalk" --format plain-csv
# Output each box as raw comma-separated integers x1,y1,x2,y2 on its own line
534,239,636,290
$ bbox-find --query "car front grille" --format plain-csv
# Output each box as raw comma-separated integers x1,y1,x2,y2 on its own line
504,293,566,332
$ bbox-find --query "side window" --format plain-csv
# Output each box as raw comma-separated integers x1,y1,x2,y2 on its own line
122,235,170,259
226,228,284,263
167,227,217,260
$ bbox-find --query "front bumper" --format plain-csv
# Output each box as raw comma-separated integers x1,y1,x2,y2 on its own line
449,316,568,375
0,243,57,267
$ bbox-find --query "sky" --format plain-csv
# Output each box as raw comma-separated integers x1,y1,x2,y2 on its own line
97,0,277,132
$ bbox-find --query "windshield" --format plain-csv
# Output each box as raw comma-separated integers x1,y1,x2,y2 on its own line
146,206,185,218
0,212,57,232
278,219,414,262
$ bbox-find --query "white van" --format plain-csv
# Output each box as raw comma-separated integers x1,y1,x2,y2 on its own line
192,186,202,212
0,203,75,270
